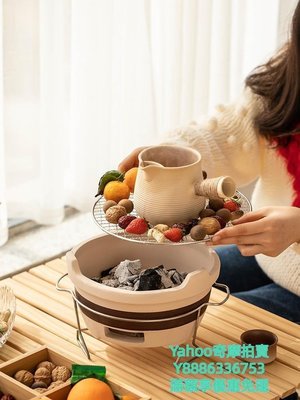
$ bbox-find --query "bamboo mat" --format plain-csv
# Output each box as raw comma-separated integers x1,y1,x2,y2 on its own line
0,257,299,400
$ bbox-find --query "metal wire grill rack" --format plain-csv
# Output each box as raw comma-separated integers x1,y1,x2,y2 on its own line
93,191,252,245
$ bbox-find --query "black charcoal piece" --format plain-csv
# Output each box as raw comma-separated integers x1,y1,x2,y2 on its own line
119,285,134,290
114,263,130,284
100,267,114,278
171,271,183,285
136,269,161,291
127,274,139,282
94,259,187,291
133,280,140,291
153,264,164,271
167,269,176,278
101,278,119,287
127,259,143,275
161,275,174,289
115,259,142,284
154,266,174,288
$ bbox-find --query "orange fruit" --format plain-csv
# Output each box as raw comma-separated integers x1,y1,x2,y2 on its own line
67,378,114,400
124,167,138,193
103,181,130,203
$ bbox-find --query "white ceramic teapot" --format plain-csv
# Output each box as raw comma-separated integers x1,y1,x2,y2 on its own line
134,145,236,226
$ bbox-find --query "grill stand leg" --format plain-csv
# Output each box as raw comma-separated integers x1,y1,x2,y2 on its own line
175,282,230,364
74,298,91,360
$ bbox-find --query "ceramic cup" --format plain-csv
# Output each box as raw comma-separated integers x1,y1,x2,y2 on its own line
240,329,278,364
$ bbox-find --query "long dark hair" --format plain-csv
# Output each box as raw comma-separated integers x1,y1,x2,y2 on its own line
245,1,300,143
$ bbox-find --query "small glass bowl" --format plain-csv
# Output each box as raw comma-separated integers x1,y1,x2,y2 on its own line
0,286,16,348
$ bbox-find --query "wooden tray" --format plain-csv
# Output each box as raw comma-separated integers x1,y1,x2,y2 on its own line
0,345,150,400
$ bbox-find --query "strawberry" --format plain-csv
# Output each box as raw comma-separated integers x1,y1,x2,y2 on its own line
164,228,183,242
172,223,188,235
125,218,148,234
224,199,239,212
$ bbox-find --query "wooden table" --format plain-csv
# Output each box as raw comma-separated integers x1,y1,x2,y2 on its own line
0,257,299,400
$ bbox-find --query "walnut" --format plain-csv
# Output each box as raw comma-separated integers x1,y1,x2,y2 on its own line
36,361,56,373
51,366,71,382
105,205,127,224
14,370,34,387
34,367,51,386
48,380,64,390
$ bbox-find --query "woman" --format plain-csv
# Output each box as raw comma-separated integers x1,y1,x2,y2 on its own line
118,4,300,327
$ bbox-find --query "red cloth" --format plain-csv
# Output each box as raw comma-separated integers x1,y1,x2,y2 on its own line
276,134,300,207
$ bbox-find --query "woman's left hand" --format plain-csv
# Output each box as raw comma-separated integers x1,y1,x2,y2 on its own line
210,206,300,257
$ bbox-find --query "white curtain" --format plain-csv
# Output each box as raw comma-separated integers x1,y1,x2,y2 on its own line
0,0,298,245
0,0,8,246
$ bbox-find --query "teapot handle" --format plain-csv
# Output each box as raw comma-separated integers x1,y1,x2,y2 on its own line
195,176,236,199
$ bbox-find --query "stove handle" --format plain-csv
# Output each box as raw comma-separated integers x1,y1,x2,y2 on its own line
191,282,230,347
209,282,230,306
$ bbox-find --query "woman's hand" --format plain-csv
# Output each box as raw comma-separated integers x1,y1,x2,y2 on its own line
210,206,300,257
118,146,148,173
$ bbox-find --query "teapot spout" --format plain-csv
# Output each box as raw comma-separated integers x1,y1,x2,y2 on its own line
195,176,236,199
139,161,164,182
140,160,163,168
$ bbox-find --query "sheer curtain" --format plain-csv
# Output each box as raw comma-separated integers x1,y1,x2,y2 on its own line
0,0,298,245
0,0,7,246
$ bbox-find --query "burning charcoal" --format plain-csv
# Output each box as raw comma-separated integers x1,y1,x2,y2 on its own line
136,269,161,291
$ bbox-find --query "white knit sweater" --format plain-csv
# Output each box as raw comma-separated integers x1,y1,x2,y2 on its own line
160,89,300,296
